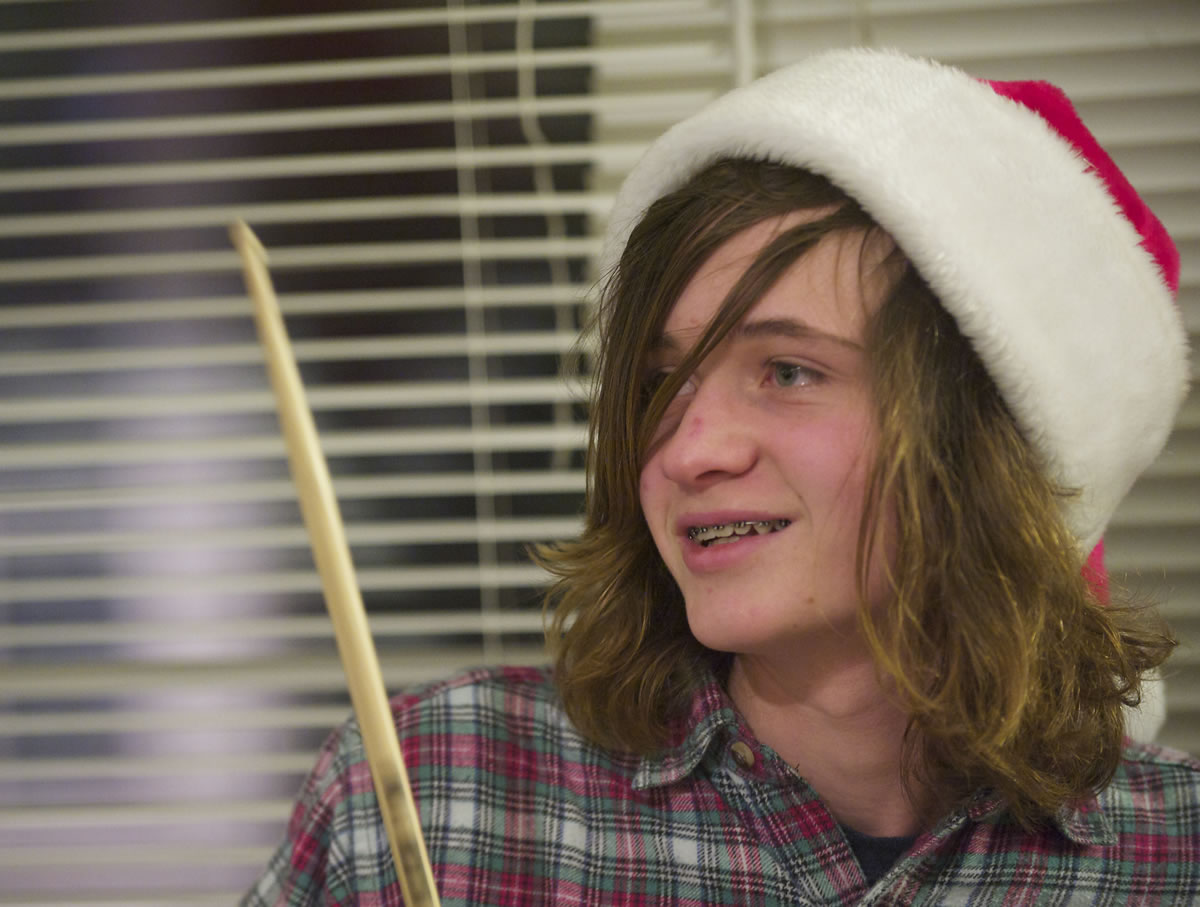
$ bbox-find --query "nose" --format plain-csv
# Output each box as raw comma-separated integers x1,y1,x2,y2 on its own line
652,380,758,488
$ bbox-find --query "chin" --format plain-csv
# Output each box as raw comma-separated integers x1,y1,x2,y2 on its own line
684,601,787,654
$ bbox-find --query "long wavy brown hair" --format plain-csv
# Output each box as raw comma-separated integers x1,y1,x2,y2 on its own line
536,158,1175,827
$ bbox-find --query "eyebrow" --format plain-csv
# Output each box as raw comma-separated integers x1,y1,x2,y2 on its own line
736,317,863,350
651,316,862,353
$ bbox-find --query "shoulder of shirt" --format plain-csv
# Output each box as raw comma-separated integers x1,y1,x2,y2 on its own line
388,664,564,737
1117,738,1200,778
389,663,556,712
322,665,635,773
1101,738,1200,824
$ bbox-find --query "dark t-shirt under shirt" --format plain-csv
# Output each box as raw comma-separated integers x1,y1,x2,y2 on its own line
842,825,917,887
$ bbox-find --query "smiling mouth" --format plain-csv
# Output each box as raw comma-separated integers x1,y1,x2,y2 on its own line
687,519,792,547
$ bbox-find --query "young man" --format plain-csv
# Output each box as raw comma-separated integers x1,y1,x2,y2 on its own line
244,49,1196,905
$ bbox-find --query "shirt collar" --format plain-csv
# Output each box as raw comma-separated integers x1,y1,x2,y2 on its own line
633,673,736,790
961,788,1115,847
1053,795,1116,846
631,671,1118,848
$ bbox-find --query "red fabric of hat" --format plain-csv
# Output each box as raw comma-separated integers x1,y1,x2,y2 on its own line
983,78,1180,296
981,77,1181,605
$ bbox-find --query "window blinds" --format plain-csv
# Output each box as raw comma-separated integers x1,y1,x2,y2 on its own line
0,1,1196,902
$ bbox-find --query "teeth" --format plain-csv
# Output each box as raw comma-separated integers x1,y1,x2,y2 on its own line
687,519,791,547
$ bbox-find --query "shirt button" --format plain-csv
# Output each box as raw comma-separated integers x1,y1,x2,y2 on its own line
730,740,755,770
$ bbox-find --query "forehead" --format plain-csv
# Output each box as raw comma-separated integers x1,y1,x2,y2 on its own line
661,212,897,342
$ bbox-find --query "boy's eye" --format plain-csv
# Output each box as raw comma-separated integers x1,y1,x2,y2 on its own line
771,361,819,387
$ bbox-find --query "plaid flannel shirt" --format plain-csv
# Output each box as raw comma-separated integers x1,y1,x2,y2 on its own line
244,665,1200,906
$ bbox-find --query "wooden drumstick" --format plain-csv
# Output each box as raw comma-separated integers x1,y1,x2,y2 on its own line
230,220,441,907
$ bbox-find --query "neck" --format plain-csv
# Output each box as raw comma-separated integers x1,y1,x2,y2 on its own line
727,650,926,837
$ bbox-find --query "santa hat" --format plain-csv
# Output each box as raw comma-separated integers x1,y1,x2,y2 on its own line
601,48,1188,562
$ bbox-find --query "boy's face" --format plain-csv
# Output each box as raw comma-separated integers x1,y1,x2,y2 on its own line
638,214,896,660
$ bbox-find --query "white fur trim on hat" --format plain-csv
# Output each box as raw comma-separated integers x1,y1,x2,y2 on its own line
601,48,1189,550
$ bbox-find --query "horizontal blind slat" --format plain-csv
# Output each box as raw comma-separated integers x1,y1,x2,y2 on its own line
0,846,276,867
0,238,602,283
3,801,296,828
0,379,585,424
0,424,588,469
0,194,617,237
4,707,351,736
0,564,554,603
921,48,1200,100
0,0,716,52
861,3,1200,60
4,610,548,648
1,516,583,557
0,753,317,781
0,470,588,513
0,143,644,191
0,333,580,377
3,648,551,697
0,286,593,329
0,43,727,100
0,92,710,149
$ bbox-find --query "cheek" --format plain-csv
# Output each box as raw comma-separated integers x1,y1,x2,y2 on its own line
639,461,686,576
637,462,655,512
810,416,892,606
776,410,880,571
643,400,686,457
638,464,666,537
780,412,876,494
